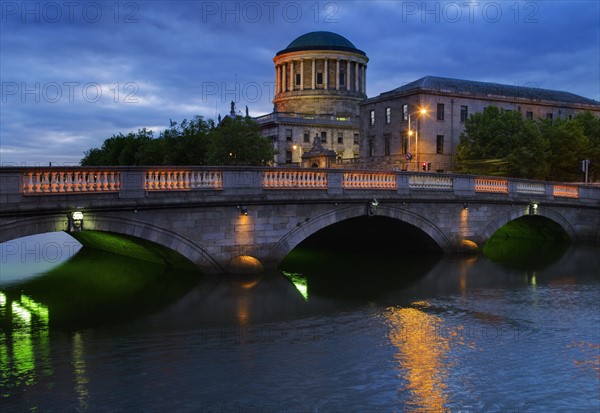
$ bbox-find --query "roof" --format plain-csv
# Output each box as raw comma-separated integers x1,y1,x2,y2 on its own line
277,31,366,56
379,76,600,107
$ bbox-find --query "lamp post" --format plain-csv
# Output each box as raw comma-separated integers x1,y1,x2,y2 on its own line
407,108,427,171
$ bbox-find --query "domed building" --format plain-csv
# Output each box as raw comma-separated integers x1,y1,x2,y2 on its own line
255,31,369,165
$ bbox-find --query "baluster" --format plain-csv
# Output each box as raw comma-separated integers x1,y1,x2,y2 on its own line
23,172,33,194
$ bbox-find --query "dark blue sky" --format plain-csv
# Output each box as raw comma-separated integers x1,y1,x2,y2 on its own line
1,0,599,165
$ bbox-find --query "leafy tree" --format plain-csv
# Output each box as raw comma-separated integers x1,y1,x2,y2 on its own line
573,111,600,181
540,118,589,182
207,116,274,166
456,106,549,179
81,115,274,166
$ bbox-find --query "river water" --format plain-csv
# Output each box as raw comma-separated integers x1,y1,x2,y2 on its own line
0,233,598,412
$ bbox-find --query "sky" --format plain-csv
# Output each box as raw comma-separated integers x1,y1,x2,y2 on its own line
1,0,599,165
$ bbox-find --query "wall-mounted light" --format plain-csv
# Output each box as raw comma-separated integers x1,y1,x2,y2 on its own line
68,209,84,232
368,198,379,216
529,202,538,215
238,205,248,216
463,202,469,210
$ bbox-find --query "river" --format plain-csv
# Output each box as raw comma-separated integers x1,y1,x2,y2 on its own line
0,232,598,412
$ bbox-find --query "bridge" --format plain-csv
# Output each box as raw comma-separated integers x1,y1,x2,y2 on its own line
1,166,599,274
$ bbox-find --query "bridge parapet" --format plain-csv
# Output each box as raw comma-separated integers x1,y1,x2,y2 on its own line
1,166,598,213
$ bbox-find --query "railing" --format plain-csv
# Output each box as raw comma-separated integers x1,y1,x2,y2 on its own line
553,185,579,198
145,170,222,191
516,181,546,195
343,172,396,189
263,170,328,189
22,170,120,194
474,178,509,194
409,175,453,190
6,167,594,203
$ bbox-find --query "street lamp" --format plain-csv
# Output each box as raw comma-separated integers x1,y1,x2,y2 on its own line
292,144,302,166
407,108,427,170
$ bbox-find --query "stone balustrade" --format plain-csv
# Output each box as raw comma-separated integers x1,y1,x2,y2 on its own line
4,167,598,205
343,172,396,189
474,178,509,193
262,170,328,189
553,185,579,198
516,181,546,195
409,175,453,190
145,170,222,191
22,170,120,195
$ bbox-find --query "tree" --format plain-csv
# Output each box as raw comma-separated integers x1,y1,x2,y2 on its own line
573,111,600,181
80,115,274,166
207,116,274,166
456,106,549,179
540,118,589,182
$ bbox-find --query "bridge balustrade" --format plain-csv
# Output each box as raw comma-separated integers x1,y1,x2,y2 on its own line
553,185,579,198
515,182,546,196
4,167,595,205
343,172,397,189
408,175,453,190
262,170,328,189
22,170,120,194
474,178,509,194
145,170,222,191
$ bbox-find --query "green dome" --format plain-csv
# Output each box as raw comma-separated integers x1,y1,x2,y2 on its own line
277,31,366,56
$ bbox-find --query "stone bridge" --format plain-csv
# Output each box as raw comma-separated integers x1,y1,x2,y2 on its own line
1,167,598,274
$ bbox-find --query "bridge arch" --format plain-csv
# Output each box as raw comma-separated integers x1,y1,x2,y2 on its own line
266,204,452,267
479,206,578,244
0,213,223,274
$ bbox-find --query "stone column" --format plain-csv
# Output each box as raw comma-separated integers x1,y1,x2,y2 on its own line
276,65,281,94
300,59,304,91
289,61,294,92
311,59,315,89
362,65,367,93
336,59,340,90
355,62,359,92
346,60,350,90
324,59,328,90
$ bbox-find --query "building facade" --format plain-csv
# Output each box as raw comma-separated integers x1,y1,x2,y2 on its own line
359,76,600,172
255,31,368,165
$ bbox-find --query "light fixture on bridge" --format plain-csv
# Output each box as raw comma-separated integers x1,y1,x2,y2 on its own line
368,198,379,216
68,209,84,232
529,202,538,215
238,205,248,216
463,202,469,210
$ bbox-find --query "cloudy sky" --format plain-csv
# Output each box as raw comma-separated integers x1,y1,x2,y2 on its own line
1,0,599,165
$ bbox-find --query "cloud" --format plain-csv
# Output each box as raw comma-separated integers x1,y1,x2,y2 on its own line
1,0,598,164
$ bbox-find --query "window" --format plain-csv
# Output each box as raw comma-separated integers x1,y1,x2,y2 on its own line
526,111,533,120
384,134,391,156
286,129,293,142
285,150,292,164
401,135,408,154
339,71,345,86
368,138,374,157
436,135,444,154
337,132,344,144
295,73,301,86
321,131,327,143
370,110,375,125
316,72,323,85
402,104,408,121
303,132,310,143
353,133,359,145
437,103,445,121
460,106,468,123
385,107,391,124
546,113,553,120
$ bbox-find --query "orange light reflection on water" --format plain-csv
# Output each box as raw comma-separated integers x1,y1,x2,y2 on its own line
386,301,464,412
